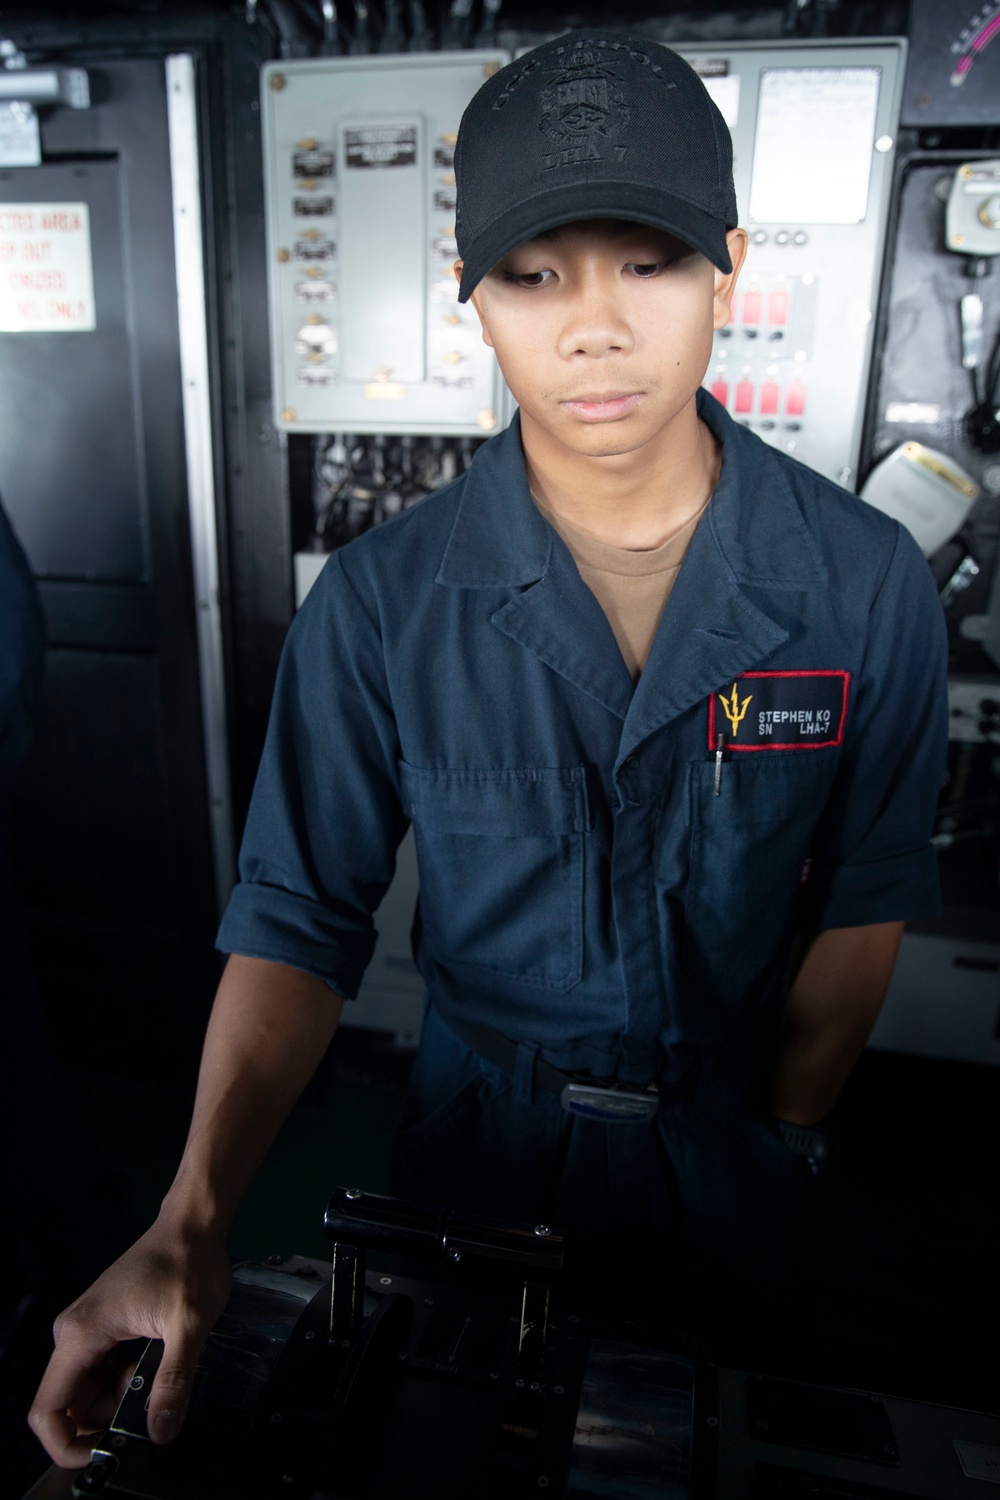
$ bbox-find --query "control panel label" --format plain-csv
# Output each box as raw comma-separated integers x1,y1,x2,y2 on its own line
345,125,417,170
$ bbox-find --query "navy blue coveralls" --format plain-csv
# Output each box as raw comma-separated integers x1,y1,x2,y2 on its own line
218,391,947,1307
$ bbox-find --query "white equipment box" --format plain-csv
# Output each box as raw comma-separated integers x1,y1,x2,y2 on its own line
261,50,512,436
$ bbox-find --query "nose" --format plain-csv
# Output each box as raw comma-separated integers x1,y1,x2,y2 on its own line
557,273,634,360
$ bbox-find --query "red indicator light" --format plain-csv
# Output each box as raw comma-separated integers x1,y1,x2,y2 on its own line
742,291,762,325
786,382,806,416
767,290,789,325
735,380,754,414
760,381,780,415
709,379,729,405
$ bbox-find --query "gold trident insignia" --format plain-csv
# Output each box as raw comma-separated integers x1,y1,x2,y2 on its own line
718,682,752,738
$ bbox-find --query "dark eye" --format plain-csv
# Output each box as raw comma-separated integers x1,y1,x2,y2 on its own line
627,261,668,278
502,269,553,287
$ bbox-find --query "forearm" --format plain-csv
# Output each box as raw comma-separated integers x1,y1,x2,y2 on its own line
162,954,343,1240
770,921,904,1125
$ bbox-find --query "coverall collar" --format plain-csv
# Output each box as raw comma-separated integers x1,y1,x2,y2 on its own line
436,392,829,738
437,392,829,592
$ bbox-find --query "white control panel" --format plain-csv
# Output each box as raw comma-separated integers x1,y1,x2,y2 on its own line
261,51,513,436
682,39,906,488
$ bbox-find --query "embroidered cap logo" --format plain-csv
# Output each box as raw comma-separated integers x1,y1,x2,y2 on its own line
538,43,629,157
719,682,752,738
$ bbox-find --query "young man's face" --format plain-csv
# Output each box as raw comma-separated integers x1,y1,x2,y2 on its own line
458,219,747,460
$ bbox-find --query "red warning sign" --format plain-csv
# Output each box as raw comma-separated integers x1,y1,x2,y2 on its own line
0,202,96,332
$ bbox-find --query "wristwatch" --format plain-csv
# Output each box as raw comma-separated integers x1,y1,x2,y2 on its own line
769,1115,838,1175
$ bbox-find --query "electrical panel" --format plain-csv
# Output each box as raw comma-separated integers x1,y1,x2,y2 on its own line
681,40,905,490
261,51,512,436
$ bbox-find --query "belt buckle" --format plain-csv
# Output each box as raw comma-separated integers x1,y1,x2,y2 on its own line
560,1079,660,1124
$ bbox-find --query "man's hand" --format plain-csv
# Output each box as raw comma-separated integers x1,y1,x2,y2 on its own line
28,956,343,1468
28,1215,232,1468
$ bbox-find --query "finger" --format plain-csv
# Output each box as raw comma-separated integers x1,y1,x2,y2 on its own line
146,1327,206,1445
29,1330,122,1468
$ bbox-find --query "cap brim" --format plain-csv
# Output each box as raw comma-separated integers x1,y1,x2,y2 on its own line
457,181,733,302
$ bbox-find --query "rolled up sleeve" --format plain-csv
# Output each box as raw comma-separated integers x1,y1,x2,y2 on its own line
217,550,409,997
798,522,948,931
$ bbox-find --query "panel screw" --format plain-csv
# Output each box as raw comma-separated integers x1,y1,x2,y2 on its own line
446,1246,462,1261
345,1188,363,1200
281,407,297,423
515,1379,524,1388
477,409,497,430
129,1375,144,1391
276,248,290,263
537,1478,549,1490
423,1297,435,1307
270,1412,283,1424
706,1416,719,1427
270,73,286,90
111,1434,127,1448
533,1225,551,1237
554,1385,565,1395
380,1276,393,1285
530,1382,541,1392
483,62,500,78
304,1330,315,1340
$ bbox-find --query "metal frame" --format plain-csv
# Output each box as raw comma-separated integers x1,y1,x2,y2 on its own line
167,51,236,914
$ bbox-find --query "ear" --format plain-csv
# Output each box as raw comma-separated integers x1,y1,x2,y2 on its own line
713,228,748,331
454,260,495,349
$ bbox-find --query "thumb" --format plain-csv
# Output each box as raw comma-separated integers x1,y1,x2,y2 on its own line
146,1331,203,1446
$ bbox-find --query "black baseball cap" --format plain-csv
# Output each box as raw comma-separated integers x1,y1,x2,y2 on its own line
455,30,738,303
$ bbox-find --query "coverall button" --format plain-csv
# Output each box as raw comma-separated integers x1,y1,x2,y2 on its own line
623,755,639,771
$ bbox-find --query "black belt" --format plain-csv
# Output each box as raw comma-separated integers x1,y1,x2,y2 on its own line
439,1013,662,1125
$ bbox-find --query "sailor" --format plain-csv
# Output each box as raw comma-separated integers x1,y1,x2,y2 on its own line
30,32,947,1467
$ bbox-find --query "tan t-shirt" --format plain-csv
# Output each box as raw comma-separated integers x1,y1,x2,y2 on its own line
533,496,709,679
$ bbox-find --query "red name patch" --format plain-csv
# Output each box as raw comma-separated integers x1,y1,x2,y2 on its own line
707,670,850,752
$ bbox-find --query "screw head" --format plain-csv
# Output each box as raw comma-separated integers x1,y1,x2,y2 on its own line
446,1246,462,1261
129,1375,144,1390
706,1415,719,1427
304,1330,315,1340
270,1411,283,1424
533,1225,551,1237
111,1433,127,1448
345,1188,363,1200
380,1275,393,1285
553,1385,565,1395
270,72,286,90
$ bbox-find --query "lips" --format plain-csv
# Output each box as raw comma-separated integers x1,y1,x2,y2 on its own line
559,392,645,422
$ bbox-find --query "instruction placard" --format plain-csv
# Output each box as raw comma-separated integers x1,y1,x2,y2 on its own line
0,202,96,331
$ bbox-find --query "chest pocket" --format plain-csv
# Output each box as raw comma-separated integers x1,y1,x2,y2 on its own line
683,753,840,992
400,764,589,991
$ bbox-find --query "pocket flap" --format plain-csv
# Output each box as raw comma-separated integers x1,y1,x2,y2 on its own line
400,763,590,837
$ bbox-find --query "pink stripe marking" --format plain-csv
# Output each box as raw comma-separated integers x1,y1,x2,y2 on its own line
974,14,1000,49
